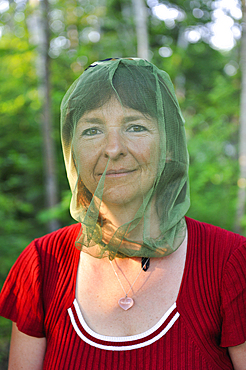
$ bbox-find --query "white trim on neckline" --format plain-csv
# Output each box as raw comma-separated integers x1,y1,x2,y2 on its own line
68,299,180,351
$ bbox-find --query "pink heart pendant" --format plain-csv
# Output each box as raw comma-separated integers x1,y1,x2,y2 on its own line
118,297,134,310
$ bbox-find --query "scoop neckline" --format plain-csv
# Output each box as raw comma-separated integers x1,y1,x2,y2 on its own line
72,297,178,342
70,226,188,342
67,298,180,350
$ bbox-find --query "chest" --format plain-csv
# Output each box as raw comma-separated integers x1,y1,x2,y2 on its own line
75,248,187,337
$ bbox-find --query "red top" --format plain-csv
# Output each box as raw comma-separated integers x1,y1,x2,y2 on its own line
0,217,245,369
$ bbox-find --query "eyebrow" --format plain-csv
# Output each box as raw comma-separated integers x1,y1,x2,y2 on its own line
79,117,104,124
80,115,150,124
122,115,149,123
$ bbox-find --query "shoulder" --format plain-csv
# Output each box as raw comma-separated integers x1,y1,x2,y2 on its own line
0,224,81,336
7,223,81,285
180,218,246,350
185,216,246,283
34,222,81,246
185,216,246,260
32,223,81,256
1,223,81,286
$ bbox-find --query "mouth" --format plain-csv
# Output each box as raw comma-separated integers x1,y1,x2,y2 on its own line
97,169,137,177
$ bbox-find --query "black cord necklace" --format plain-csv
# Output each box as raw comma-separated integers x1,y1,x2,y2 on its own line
141,257,150,271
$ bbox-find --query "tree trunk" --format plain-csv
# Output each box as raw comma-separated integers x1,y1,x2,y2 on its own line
39,0,60,232
131,0,149,60
234,0,246,234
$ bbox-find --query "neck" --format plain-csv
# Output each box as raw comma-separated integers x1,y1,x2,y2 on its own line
100,202,139,228
100,197,161,242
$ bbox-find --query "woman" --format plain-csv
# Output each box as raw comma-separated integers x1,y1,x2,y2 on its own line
0,58,245,369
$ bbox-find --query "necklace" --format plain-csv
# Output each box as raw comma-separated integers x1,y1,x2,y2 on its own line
109,258,150,311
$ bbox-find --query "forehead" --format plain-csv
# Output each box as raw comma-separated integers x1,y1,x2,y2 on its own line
77,98,157,126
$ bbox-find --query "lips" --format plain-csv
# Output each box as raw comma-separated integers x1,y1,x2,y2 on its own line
106,169,136,175
97,169,136,176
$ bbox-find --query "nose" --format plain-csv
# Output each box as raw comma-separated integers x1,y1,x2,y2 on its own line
104,130,128,160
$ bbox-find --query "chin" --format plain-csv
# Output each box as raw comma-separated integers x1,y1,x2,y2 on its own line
102,189,143,208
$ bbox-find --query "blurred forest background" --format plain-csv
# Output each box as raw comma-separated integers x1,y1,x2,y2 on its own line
0,0,245,366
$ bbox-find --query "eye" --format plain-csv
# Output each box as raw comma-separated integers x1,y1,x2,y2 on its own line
127,125,147,133
82,128,102,136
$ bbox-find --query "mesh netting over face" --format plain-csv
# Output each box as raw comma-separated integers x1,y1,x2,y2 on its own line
61,58,190,259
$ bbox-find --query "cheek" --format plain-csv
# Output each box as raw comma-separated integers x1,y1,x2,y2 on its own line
149,137,160,166
74,143,98,187
133,138,159,169
75,140,97,170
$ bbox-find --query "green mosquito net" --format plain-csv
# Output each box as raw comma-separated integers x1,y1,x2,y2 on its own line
61,58,190,259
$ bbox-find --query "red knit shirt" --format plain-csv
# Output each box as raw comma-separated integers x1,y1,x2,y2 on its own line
0,217,245,369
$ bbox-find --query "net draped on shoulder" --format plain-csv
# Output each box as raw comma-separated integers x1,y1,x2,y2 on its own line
60,58,190,259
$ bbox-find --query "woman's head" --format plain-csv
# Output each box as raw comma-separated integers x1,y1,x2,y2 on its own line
61,58,190,259
62,62,155,145
62,59,182,146
73,96,160,212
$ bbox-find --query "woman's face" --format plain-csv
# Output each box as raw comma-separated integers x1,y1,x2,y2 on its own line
73,97,160,209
